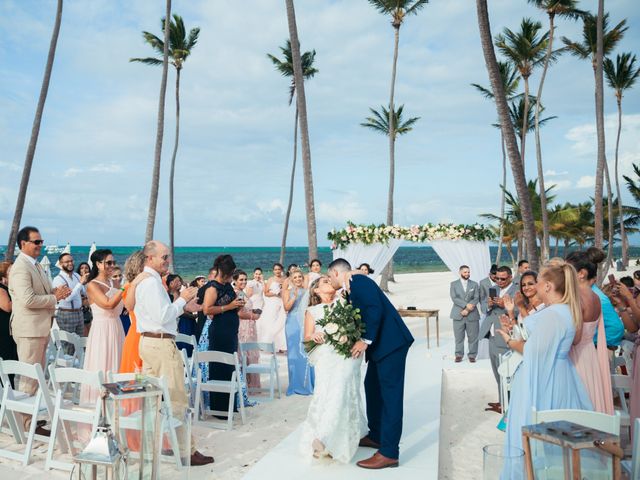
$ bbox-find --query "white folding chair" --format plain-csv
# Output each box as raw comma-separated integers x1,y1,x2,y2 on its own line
612,374,632,431
108,372,186,468
619,340,635,376
179,348,196,407
194,350,245,430
622,419,640,480
175,333,197,360
51,330,87,404
0,359,61,465
45,366,104,472
239,342,281,400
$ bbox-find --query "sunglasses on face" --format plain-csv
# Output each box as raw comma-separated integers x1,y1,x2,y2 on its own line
101,260,116,267
28,239,44,245
496,277,509,281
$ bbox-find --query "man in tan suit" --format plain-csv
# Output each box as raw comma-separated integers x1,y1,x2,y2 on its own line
9,226,70,431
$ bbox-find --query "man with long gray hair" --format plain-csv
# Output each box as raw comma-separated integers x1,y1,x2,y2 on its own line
327,258,414,469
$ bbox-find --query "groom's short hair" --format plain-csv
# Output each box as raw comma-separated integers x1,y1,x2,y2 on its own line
328,258,351,272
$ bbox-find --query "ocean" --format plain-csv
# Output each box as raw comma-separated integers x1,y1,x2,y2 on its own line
3,245,639,281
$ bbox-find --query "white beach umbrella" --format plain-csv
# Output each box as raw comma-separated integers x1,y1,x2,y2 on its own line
87,242,97,267
40,256,53,282
54,243,71,269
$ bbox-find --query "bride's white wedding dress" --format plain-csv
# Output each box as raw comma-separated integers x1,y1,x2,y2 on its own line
300,303,368,463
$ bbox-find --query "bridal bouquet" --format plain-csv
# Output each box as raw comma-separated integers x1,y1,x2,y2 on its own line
303,300,365,358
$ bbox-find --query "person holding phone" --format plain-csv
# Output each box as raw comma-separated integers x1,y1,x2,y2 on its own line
202,255,245,414
478,265,518,413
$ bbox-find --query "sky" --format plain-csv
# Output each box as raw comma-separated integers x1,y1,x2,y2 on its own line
0,0,639,247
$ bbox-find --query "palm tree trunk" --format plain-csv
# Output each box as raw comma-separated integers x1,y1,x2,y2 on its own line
496,133,507,265
280,106,299,265
285,0,318,261
380,24,402,292
521,77,529,169
168,67,180,273
535,14,555,262
554,236,559,257
476,0,539,270
593,0,606,251
145,0,172,242
614,97,627,266
604,161,615,276
5,0,63,261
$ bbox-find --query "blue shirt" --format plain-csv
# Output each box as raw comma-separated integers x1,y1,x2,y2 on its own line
592,285,624,347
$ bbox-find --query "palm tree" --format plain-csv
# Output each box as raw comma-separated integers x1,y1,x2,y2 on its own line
475,0,540,270
604,53,640,267
495,18,549,169
284,0,318,261
507,95,556,140
471,61,520,264
361,104,420,136
624,163,640,207
5,0,63,261
562,11,627,255
267,40,318,265
131,14,199,271
367,0,428,289
527,0,584,262
137,0,172,243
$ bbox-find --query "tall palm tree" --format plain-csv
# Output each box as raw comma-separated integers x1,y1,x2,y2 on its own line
562,11,627,255
138,0,172,243
5,0,63,261
131,14,199,272
604,52,640,267
527,0,584,262
495,18,549,169
507,95,556,140
267,40,318,265
476,0,539,270
368,0,428,289
284,0,318,261
472,61,520,264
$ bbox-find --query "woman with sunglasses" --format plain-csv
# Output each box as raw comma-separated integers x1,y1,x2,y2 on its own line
80,249,125,408
77,262,93,334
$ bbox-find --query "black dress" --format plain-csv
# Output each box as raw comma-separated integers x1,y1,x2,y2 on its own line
207,280,240,412
0,283,18,387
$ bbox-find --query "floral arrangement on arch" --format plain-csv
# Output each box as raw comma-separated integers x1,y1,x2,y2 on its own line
327,221,494,249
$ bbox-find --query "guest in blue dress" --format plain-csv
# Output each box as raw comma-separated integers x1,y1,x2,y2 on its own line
498,260,593,480
282,268,314,395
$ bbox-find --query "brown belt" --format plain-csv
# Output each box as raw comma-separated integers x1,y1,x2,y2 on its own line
58,308,82,312
141,332,175,339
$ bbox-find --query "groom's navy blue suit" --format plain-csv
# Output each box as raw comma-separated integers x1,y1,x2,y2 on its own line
348,274,414,460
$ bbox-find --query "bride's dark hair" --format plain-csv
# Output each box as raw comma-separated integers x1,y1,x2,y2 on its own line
308,276,326,306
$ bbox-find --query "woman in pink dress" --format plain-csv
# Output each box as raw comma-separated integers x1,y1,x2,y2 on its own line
566,251,614,414
80,249,125,407
234,270,261,389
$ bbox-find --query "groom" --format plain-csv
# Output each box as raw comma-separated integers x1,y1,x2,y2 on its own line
328,259,414,469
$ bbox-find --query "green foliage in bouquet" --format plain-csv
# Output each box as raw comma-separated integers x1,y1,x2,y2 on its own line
303,300,365,358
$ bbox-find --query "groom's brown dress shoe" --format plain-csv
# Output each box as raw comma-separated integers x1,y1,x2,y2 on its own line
190,451,214,466
359,436,381,449
357,452,399,469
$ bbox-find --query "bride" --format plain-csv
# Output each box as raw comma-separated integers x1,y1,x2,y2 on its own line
299,276,367,463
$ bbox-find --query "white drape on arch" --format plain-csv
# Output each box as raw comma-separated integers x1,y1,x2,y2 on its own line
332,239,404,279
429,240,491,282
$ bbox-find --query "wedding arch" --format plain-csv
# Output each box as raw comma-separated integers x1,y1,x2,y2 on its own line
328,222,494,282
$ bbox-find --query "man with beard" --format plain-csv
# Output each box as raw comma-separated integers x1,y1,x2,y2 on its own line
52,253,89,344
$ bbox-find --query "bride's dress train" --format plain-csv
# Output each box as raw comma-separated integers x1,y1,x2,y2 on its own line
299,303,367,463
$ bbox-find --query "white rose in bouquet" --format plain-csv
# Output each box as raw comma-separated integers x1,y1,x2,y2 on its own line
338,335,348,344
324,323,339,335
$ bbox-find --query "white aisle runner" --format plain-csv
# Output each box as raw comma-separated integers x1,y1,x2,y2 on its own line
243,337,444,479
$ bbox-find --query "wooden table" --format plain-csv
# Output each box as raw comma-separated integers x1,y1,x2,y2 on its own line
521,420,622,480
397,309,439,348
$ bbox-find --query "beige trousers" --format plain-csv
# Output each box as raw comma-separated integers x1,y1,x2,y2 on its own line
14,336,49,428
139,336,196,455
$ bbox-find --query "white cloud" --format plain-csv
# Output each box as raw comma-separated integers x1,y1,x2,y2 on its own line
548,179,572,190
545,169,568,177
257,199,285,214
63,168,82,177
90,163,123,173
576,176,595,189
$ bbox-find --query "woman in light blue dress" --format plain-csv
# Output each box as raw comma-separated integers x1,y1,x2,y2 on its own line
283,268,314,395
497,260,593,479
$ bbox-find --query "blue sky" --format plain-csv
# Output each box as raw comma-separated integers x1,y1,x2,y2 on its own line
1,0,639,247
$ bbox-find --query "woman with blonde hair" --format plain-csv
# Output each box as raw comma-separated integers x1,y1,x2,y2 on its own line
119,250,148,374
497,260,592,479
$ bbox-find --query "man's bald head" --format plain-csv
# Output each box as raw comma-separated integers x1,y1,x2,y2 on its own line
144,240,170,274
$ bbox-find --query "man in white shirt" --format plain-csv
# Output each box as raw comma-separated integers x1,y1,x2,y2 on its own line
52,253,88,345
134,240,213,466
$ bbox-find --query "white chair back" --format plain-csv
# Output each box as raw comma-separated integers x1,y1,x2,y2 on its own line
239,341,281,400
611,374,632,415
531,407,621,436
